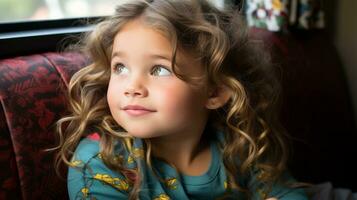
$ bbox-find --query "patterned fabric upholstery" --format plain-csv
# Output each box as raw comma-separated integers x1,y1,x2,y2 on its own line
0,52,88,199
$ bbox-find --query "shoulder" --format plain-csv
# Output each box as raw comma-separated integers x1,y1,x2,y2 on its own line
68,133,130,199
70,134,101,166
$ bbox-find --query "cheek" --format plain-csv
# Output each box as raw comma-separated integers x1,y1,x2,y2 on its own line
154,82,207,115
107,79,127,127
107,78,122,110
107,80,115,107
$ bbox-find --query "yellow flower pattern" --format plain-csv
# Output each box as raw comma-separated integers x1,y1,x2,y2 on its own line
93,173,130,191
153,194,171,200
70,159,82,167
81,187,89,197
132,148,144,158
164,178,178,190
224,181,228,189
127,148,144,164
127,155,134,164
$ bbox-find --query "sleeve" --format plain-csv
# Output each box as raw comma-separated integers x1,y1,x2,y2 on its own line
67,139,130,200
247,170,308,200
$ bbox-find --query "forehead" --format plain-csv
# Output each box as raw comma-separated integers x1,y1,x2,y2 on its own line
112,18,203,74
112,18,173,57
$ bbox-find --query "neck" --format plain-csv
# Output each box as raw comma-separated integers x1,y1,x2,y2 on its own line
149,127,211,175
151,133,204,162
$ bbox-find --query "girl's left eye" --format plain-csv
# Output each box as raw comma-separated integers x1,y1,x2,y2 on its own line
150,65,171,76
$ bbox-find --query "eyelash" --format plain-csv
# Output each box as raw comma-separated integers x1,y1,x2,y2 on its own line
113,63,126,74
112,63,171,76
150,65,171,76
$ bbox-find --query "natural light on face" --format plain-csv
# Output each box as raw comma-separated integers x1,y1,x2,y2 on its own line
106,17,210,140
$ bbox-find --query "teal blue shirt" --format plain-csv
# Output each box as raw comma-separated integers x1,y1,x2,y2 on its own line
68,134,307,200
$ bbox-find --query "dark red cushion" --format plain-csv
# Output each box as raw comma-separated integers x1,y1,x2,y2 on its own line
0,52,88,199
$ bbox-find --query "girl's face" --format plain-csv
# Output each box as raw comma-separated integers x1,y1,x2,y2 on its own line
107,18,210,139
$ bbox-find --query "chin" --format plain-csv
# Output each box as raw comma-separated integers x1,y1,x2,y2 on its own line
128,133,153,139
120,123,166,139
125,130,158,139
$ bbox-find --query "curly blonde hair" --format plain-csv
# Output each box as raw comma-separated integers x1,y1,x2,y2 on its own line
56,0,288,199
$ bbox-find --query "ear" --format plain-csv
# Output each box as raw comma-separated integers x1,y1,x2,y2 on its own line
205,85,231,110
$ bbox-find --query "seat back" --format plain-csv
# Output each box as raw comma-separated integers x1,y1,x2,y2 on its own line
0,52,88,199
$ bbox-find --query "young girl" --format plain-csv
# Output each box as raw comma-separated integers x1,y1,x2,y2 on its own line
56,0,308,199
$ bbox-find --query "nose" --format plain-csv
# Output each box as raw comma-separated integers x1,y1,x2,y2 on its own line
124,75,148,98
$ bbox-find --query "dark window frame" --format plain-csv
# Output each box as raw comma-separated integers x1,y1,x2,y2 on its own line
0,0,242,59
0,17,100,59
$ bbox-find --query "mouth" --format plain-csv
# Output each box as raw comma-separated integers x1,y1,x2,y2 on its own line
122,105,156,116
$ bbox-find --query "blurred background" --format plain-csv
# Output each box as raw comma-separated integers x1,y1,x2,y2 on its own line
0,0,117,22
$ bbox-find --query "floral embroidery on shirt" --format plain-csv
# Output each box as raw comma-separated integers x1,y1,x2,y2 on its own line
93,173,130,191
70,159,83,167
128,148,144,164
74,187,92,200
153,194,171,200
224,181,228,189
81,187,89,197
164,177,178,190
132,148,144,158
127,155,134,164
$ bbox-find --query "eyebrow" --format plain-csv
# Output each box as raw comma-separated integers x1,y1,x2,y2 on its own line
111,51,124,59
111,51,172,61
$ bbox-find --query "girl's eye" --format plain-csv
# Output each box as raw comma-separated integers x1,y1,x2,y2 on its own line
113,63,129,75
151,65,171,76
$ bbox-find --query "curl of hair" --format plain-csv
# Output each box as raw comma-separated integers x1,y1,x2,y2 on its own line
55,0,288,199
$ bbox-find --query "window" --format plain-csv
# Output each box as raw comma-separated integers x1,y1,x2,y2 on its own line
0,0,234,58
0,0,231,23
0,0,117,23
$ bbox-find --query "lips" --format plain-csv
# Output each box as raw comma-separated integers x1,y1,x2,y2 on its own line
122,105,155,116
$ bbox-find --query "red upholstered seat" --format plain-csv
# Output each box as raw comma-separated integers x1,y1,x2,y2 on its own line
0,52,88,199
